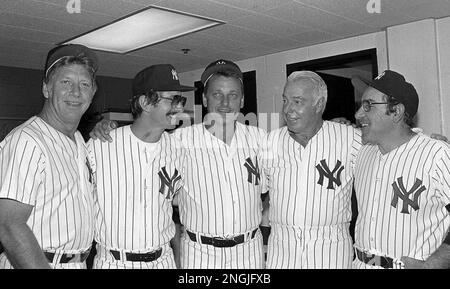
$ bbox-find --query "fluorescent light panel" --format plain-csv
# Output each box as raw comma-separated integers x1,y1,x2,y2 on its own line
60,6,225,54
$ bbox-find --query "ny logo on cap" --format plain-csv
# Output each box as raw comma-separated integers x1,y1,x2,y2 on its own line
216,60,226,65
171,69,179,81
375,71,386,80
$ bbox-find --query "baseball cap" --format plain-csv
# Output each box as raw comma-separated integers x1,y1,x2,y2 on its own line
200,59,243,85
353,70,419,118
44,44,98,77
132,64,194,96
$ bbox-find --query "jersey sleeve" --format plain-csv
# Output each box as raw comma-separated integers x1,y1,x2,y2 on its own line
350,128,363,174
0,131,44,206
434,144,450,206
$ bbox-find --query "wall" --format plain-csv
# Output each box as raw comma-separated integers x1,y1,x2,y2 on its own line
180,31,388,131
437,17,450,138
387,19,442,135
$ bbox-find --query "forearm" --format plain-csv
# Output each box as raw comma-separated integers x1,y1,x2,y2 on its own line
424,243,450,269
0,223,51,269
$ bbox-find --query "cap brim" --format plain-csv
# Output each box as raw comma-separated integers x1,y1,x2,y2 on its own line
351,76,370,93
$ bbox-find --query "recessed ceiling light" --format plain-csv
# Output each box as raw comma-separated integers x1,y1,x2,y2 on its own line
59,5,225,54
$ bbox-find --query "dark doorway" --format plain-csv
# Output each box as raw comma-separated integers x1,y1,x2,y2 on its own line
286,48,378,125
194,70,257,123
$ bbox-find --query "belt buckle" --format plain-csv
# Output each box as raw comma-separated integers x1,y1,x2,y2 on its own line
211,236,235,247
66,254,82,263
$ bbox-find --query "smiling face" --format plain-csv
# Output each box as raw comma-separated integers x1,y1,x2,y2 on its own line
282,78,323,134
203,74,243,125
149,91,183,130
42,63,96,128
355,86,393,145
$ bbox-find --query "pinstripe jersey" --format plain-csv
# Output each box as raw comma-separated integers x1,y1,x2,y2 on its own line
262,121,361,268
354,134,450,265
0,116,95,269
263,121,361,227
88,125,185,256
173,122,267,236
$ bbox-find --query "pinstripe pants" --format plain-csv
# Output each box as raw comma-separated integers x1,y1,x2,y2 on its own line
180,229,265,269
266,223,353,269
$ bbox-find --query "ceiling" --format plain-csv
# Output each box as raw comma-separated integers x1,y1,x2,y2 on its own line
2,0,450,79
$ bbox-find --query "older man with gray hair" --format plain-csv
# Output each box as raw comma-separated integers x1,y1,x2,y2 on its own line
261,71,362,269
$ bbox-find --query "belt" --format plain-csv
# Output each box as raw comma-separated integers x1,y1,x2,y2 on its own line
110,248,162,262
355,248,394,269
186,228,258,248
44,249,91,264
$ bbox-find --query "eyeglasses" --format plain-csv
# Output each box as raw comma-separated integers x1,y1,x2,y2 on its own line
360,99,389,112
159,95,187,107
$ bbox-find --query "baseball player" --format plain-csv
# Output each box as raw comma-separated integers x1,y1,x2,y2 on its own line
262,71,362,269
89,59,268,269
0,44,97,269
88,64,194,269
173,59,267,269
353,70,450,269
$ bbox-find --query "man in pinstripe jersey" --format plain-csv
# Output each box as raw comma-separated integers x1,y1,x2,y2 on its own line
0,44,98,269
262,71,362,269
90,60,268,269
88,64,194,269
352,70,450,269
173,60,267,269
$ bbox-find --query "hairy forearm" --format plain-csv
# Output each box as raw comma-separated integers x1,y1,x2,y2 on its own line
424,243,450,269
0,223,51,269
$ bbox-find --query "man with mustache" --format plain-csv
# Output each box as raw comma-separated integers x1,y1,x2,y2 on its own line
88,64,194,268
352,70,450,269
0,44,98,269
91,60,268,269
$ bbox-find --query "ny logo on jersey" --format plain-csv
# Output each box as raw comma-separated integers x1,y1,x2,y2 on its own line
391,177,426,214
316,159,344,190
244,157,260,185
158,167,181,199
85,157,93,185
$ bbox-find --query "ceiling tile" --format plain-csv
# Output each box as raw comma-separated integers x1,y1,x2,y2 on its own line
156,0,252,21
295,0,417,28
265,2,373,35
208,0,294,13
231,13,312,36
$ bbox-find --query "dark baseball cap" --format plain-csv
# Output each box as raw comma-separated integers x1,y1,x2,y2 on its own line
132,64,194,96
44,44,98,77
200,59,243,85
353,70,419,117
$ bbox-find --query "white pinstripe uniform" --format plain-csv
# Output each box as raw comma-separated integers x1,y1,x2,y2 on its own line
353,134,450,269
262,121,361,269
173,122,267,269
0,116,95,269
88,125,185,269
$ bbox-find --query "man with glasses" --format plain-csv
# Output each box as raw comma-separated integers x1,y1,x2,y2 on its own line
87,64,194,269
352,70,450,269
90,60,267,269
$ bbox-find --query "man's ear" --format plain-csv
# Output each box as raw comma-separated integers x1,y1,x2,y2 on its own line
315,97,325,113
139,95,152,113
240,94,245,109
392,103,405,123
42,82,50,99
